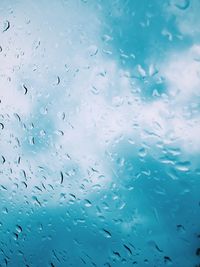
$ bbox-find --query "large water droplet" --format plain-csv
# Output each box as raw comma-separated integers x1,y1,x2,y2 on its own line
174,0,190,10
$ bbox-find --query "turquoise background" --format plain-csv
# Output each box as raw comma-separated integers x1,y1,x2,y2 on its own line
0,0,200,266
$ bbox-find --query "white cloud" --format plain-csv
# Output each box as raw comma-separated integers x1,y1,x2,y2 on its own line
160,45,200,101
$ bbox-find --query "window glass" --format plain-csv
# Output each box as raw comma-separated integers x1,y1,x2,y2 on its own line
0,0,200,266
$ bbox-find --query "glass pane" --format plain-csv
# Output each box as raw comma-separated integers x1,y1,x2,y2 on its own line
0,0,200,266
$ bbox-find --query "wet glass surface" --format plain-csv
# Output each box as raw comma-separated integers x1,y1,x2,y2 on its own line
0,0,200,266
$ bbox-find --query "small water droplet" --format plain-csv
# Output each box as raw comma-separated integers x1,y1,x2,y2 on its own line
22,84,28,95
137,64,146,77
102,228,112,238
88,45,98,56
40,129,46,136
0,123,4,129
176,224,185,233
138,147,147,157
16,225,23,233
175,161,190,172
28,136,35,145
40,107,48,115
123,244,133,255
102,34,113,42
84,199,92,207
91,86,99,95
56,76,60,85
2,20,10,32
13,233,18,241
2,207,8,214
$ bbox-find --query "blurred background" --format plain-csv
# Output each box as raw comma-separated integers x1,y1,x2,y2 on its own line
0,0,200,266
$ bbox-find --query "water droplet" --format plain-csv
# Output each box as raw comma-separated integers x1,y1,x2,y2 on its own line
22,84,28,95
0,185,7,191
2,207,8,214
112,251,121,261
88,45,98,56
56,76,60,85
16,225,22,233
137,64,146,77
40,107,48,115
149,64,158,76
60,171,64,184
176,224,185,233
0,123,4,130
175,161,190,172
102,228,112,238
102,34,113,42
29,136,35,145
2,20,10,32
32,196,42,206
91,86,99,95
123,244,133,255
40,129,46,136
138,147,147,158
55,130,64,136
84,199,92,207
13,233,18,241
174,0,190,10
